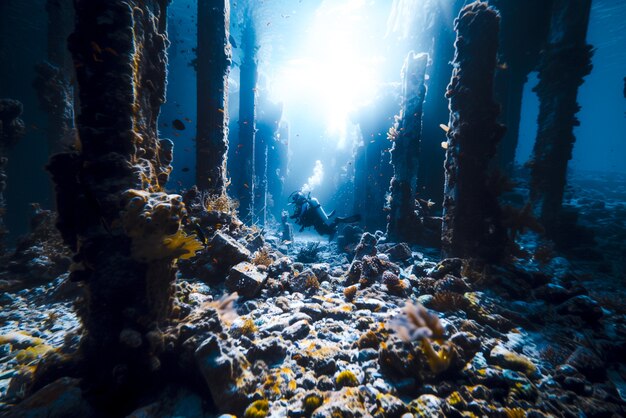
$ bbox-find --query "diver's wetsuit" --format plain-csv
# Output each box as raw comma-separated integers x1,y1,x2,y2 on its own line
289,192,359,238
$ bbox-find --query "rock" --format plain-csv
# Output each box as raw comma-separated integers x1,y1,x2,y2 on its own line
427,258,463,279
245,233,265,253
311,387,370,417
8,377,95,418
380,243,413,262
209,232,251,266
433,275,470,294
534,283,572,304
489,345,538,378
408,394,444,417
556,295,603,322
354,233,378,261
247,338,288,365
375,393,408,418
283,320,311,341
225,262,266,298
566,347,606,381
195,335,251,414
287,269,320,294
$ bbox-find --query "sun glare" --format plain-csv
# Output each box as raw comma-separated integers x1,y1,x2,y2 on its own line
271,0,384,148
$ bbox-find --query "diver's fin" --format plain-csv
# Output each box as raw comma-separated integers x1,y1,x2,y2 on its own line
335,214,361,224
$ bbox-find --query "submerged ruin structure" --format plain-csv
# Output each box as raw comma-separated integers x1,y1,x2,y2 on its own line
529,0,593,234
33,0,75,156
235,16,258,223
196,0,231,195
387,52,428,242
46,0,191,410
0,99,25,254
490,0,551,174
441,2,507,262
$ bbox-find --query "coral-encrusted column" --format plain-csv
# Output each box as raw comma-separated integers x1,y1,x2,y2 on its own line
0,99,25,254
441,2,507,262
46,0,193,408
196,0,231,194
387,52,428,242
529,0,593,233
235,17,258,223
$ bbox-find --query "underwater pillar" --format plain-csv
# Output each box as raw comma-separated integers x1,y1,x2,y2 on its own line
491,0,552,175
387,52,429,242
236,17,258,223
441,2,507,262
255,98,283,225
34,0,76,156
0,99,26,254
268,120,289,220
418,0,466,208
196,0,231,195
46,0,183,408
529,0,593,233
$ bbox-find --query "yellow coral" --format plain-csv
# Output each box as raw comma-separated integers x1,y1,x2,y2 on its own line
335,370,359,388
303,393,323,413
15,344,54,364
240,317,257,336
244,399,269,418
420,339,454,374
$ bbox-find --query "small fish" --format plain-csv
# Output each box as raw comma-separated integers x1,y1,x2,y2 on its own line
181,167,190,172
184,117,192,122
243,183,249,189
172,119,186,130
439,124,450,133
498,62,508,70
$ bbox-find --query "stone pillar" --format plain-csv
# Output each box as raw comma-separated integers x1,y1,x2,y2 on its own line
354,91,398,231
268,120,289,220
0,99,26,254
491,0,552,174
46,1,197,409
235,17,258,223
417,0,466,207
254,97,282,225
441,2,507,262
196,0,231,194
33,0,76,156
529,0,593,233
387,52,428,242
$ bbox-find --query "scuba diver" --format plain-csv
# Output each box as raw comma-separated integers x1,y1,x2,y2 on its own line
288,190,360,239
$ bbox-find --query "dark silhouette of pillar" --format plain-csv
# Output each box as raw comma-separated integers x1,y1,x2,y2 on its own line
196,0,231,194
0,99,25,254
529,0,593,233
354,90,398,231
441,2,507,262
46,1,187,411
33,0,76,156
254,96,282,226
387,52,428,242
268,120,289,220
491,0,552,174
418,0,466,207
235,17,258,223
